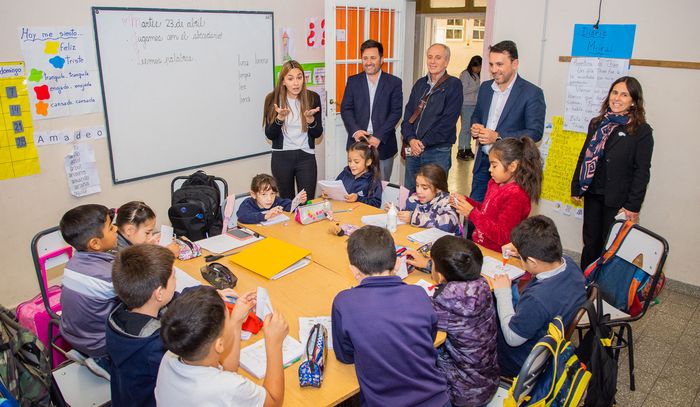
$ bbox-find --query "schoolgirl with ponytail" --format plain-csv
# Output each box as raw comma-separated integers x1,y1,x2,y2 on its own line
332,141,383,207
451,137,543,252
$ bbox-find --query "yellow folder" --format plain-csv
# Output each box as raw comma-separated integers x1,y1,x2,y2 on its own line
228,237,311,280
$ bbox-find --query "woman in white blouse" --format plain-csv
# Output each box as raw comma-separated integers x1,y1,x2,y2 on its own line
263,60,323,199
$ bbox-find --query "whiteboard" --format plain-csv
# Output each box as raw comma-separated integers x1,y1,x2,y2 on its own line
93,7,274,183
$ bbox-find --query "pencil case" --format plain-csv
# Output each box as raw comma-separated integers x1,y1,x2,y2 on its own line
298,323,328,387
295,201,331,225
174,237,202,260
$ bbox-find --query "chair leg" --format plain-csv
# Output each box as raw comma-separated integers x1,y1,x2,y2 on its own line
626,323,635,391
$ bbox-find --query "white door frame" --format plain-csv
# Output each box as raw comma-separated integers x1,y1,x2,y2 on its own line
324,0,406,184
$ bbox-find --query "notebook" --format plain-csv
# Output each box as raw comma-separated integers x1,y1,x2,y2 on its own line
407,227,453,244
239,336,304,379
228,237,311,280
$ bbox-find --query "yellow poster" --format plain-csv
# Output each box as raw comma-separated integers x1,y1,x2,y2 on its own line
0,62,40,180
541,116,586,207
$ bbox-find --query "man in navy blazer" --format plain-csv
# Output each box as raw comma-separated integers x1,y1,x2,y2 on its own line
470,40,546,202
341,39,403,181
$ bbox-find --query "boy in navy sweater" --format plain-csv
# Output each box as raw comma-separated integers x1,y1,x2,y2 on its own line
106,244,177,407
59,204,118,369
237,174,306,224
492,215,586,377
332,226,449,407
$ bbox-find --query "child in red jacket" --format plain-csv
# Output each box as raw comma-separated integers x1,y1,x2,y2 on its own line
451,137,542,253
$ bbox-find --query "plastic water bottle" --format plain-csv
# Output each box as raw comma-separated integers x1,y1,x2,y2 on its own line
387,203,398,233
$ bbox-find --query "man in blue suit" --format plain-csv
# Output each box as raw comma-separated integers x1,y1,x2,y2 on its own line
341,39,403,181
470,40,546,201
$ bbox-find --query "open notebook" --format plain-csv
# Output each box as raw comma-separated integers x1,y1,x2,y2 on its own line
239,336,304,379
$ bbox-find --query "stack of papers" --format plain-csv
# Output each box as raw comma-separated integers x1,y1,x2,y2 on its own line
260,213,290,226
481,257,526,280
239,336,304,379
298,317,333,349
361,214,407,228
414,279,437,297
318,180,348,201
407,228,453,245
196,231,263,254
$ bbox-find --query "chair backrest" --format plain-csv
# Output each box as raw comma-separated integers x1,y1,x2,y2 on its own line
604,220,668,276
381,182,400,209
225,192,251,229
171,175,228,208
566,285,598,340
31,227,73,314
510,342,552,403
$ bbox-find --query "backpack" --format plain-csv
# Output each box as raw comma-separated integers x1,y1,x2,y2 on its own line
583,220,665,317
505,317,590,407
169,170,224,241
576,300,617,407
0,307,51,407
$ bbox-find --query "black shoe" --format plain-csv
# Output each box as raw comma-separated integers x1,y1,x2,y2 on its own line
456,149,467,161
463,150,475,160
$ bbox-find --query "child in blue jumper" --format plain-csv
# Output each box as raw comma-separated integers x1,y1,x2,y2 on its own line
237,174,307,224
334,141,383,208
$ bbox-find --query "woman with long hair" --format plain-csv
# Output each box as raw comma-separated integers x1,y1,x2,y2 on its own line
457,55,482,161
263,60,323,199
571,76,654,269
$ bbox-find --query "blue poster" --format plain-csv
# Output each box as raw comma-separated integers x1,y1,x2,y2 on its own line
571,24,636,59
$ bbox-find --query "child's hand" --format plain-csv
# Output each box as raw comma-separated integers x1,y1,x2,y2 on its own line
217,288,239,299
263,310,289,346
320,191,329,200
405,249,429,269
299,190,308,202
451,194,473,217
230,291,256,326
264,207,283,220
397,210,411,223
344,193,358,203
501,243,519,259
146,232,161,245
492,274,512,290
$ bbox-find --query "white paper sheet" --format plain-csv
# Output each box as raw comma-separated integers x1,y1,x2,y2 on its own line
64,143,101,197
480,257,526,280
298,316,333,349
196,233,262,254
407,228,453,245
159,225,174,246
361,214,406,228
396,256,409,279
290,189,305,213
256,287,273,320
260,214,289,226
174,267,202,293
318,180,348,201
414,279,437,297
240,336,304,379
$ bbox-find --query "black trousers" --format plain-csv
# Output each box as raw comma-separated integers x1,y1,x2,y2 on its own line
271,150,317,199
580,193,620,270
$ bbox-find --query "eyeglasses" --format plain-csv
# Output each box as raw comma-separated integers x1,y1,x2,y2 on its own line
200,262,237,290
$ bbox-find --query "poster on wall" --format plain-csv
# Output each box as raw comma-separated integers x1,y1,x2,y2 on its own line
0,62,41,181
563,57,629,133
18,26,103,119
64,143,101,197
306,18,325,48
541,116,586,210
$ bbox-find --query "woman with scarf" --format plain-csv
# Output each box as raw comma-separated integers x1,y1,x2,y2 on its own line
571,76,654,269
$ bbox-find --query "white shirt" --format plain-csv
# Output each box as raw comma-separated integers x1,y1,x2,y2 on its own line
482,73,518,154
276,96,314,155
365,71,381,135
155,351,266,407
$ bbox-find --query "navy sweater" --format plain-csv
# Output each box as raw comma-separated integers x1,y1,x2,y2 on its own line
335,167,382,208
236,196,292,224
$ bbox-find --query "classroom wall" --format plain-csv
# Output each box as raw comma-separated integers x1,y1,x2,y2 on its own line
490,0,700,284
0,0,324,306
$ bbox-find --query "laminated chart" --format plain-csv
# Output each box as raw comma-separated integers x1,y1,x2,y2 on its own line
0,62,40,180
541,116,586,210
19,26,102,119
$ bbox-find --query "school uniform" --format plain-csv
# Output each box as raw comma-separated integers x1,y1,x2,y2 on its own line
332,275,449,407
335,167,382,208
405,191,459,233
155,351,266,406
433,279,499,406
466,179,531,252
236,196,292,224
59,251,117,358
495,257,586,377
106,303,166,407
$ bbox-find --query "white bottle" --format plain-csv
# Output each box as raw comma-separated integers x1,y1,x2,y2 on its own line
387,203,398,233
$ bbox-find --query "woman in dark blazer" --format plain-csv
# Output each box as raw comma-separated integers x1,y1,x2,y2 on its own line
571,76,654,269
263,60,323,199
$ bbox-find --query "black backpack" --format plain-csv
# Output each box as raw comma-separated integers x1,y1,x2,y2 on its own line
169,170,224,241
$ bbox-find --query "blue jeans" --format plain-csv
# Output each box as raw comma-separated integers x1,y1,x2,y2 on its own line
458,105,476,150
469,151,490,202
404,145,452,192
